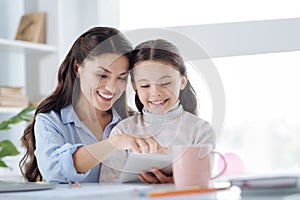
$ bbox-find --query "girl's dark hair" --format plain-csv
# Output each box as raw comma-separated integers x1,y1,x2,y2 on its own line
132,39,198,115
19,27,133,182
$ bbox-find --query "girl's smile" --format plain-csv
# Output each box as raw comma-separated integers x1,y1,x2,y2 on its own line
149,99,168,106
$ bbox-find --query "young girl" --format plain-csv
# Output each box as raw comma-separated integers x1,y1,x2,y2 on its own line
19,27,163,183
101,39,216,183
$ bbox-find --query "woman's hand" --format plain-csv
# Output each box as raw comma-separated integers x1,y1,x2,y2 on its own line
109,134,165,154
139,168,174,184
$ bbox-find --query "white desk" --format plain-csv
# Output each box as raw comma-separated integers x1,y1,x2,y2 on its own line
0,183,298,200
0,183,240,200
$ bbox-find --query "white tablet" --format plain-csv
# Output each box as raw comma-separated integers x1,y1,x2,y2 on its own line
118,153,173,183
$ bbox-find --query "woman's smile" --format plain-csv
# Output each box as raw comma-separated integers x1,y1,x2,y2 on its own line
97,91,114,101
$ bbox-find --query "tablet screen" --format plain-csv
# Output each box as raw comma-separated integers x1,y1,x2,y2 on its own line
118,153,172,183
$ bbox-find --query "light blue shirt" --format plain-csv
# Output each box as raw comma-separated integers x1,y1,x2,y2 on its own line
34,105,120,183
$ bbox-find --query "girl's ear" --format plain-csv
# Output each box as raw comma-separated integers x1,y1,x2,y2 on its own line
180,75,188,90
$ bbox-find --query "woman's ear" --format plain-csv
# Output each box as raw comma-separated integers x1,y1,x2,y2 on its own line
74,60,80,77
180,75,188,90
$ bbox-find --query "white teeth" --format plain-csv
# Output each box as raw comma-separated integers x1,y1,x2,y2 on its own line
151,100,164,105
99,92,113,99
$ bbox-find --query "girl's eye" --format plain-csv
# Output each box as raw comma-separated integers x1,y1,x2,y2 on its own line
161,82,171,86
97,74,108,79
140,85,150,88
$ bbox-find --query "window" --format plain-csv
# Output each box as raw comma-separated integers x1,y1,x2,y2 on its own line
214,51,300,171
120,0,300,172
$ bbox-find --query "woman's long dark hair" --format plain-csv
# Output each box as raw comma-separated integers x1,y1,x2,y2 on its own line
19,27,133,182
132,39,198,115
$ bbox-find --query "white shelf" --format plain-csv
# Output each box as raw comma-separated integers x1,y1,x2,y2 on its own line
0,106,24,113
0,38,56,56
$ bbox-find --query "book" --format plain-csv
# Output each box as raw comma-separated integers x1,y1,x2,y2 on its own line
230,175,298,189
229,171,300,196
0,86,29,107
0,86,24,97
0,96,28,102
0,100,28,107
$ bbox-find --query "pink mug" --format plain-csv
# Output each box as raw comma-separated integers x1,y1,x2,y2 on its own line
171,144,227,188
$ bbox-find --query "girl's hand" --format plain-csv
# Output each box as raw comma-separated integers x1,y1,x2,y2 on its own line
109,134,165,154
139,168,174,184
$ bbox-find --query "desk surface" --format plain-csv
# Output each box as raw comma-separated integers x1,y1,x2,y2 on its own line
0,183,298,200
0,183,239,200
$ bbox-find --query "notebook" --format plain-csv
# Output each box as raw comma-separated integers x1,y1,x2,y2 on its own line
230,173,300,189
0,181,55,192
229,171,300,196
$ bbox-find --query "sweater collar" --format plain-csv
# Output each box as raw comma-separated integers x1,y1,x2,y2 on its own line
142,101,183,122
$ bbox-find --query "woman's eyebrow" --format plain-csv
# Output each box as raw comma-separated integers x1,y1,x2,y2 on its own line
98,67,111,73
119,71,129,76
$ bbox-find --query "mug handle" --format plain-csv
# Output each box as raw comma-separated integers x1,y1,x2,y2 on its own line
211,151,227,180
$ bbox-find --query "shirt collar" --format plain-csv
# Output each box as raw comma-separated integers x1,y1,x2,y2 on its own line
61,104,121,126
111,108,121,125
61,105,74,124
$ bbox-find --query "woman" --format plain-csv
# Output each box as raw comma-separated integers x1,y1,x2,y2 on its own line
19,27,162,183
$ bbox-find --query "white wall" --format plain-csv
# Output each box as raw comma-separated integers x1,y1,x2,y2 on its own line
168,18,300,58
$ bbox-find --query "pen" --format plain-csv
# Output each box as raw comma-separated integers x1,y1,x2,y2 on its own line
140,187,217,197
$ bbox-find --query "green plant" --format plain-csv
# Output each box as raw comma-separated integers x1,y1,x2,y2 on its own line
0,106,35,168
